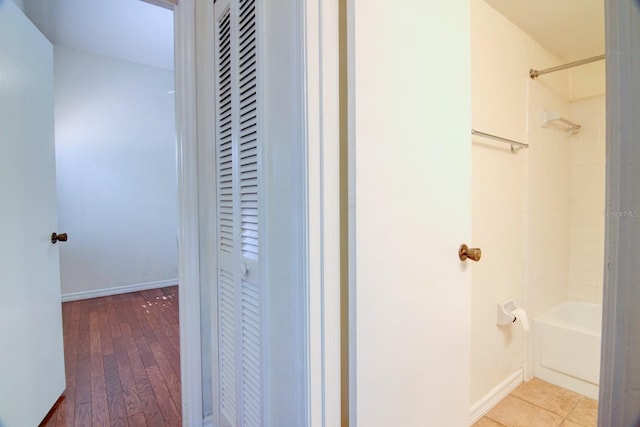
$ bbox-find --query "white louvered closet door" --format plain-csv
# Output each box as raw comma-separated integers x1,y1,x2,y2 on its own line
214,0,262,426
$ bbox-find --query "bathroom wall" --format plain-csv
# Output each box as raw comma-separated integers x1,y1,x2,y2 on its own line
568,96,606,303
470,0,570,407
524,80,572,321
570,62,606,101
568,51,606,305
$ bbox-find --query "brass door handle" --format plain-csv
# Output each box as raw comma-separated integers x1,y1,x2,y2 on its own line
459,244,481,262
51,232,68,244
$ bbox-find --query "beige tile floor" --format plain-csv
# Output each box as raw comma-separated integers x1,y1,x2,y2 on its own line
473,378,598,427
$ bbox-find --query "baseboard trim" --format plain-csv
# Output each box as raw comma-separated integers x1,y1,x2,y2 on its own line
61,279,179,302
469,369,523,425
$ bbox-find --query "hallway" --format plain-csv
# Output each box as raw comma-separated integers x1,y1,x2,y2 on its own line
40,287,180,426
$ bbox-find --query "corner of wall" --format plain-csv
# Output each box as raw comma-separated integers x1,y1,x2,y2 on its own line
569,62,606,101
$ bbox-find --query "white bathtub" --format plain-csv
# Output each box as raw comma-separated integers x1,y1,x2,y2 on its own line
533,301,602,399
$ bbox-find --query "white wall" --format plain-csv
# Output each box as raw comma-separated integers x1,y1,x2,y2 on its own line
470,0,570,406
525,81,571,321
568,96,606,303
570,62,606,101
54,45,178,297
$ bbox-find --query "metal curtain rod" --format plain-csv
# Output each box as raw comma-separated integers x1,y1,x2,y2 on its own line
530,54,605,79
471,129,529,153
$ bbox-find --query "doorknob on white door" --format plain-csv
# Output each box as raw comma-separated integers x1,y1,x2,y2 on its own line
459,243,481,262
51,232,68,244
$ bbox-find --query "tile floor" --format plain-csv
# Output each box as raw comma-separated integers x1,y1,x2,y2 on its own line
473,378,598,427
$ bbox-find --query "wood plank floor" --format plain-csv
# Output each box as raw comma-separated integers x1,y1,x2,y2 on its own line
40,286,181,427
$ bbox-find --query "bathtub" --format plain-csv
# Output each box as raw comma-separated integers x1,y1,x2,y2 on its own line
533,301,602,399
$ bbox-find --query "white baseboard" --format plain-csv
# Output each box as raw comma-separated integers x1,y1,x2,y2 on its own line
469,369,523,425
61,279,179,302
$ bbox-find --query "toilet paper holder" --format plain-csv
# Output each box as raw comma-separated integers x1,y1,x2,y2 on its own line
497,299,519,325
497,299,530,332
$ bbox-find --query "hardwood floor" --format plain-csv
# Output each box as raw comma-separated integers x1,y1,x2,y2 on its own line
40,286,181,427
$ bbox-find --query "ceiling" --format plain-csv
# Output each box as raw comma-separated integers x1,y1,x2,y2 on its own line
23,0,174,70
20,0,603,73
484,0,605,63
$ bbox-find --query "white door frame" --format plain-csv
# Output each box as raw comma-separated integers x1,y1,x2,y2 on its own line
172,0,341,425
11,0,204,422
259,1,342,424
172,0,204,425
303,0,342,425
599,0,640,424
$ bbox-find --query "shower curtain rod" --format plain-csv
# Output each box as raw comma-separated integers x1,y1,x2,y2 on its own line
529,54,605,79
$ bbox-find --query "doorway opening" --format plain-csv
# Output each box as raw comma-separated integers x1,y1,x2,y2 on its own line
469,0,605,425
21,1,182,425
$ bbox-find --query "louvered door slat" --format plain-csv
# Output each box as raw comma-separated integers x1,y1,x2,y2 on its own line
239,146,257,158
241,280,261,427
215,5,238,427
237,0,259,262
240,122,257,137
216,7,235,256
240,103,256,118
219,270,237,424
237,0,261,424
215,0,262,424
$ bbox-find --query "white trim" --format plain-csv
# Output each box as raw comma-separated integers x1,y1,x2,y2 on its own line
290,1,311,425
174,0,204,425
60,279,178,302
469,369,523,425
195,0,217,423
203,414,213,427
295,0,342,425
304,0,342,425
258,0,341,423
305,0,322,422
346,0,357,424
318,0,342,422
254,0,268,424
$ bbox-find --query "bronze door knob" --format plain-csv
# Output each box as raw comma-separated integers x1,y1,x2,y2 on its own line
51,232,68,244
459,244,481,262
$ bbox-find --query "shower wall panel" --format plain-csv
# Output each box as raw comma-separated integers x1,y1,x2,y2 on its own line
568,96,606,303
